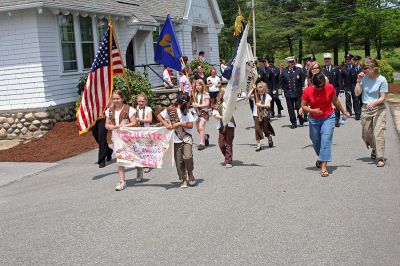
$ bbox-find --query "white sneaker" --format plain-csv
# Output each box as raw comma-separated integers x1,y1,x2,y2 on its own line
115,181,126,191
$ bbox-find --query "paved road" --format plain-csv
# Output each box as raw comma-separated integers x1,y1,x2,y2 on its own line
1,97,400,265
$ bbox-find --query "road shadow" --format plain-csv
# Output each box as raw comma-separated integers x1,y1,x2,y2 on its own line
356,157,375,164
127,178,204,190
219,160,262,167
305,164,351,173
92,167,136,180
245,126,255,130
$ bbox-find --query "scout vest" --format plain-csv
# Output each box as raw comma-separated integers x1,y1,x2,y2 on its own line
166,106,192,144
108,104,130,126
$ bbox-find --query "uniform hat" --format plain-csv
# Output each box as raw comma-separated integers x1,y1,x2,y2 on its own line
267,56,275,63
353,55,362,61
286,56,295,62
323,53,332,59
345,54,354,60
258,56,266,62
303,56,312,62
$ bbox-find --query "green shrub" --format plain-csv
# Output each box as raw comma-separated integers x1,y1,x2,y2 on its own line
386,59,400,72
76,69,155,110
189,59,213,78
378,60,394,84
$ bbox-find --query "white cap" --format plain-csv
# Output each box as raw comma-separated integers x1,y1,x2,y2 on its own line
286,56,295,62
323,53,332,59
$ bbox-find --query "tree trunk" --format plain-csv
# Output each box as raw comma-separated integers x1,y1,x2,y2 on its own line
344,37,349,56
364,38,371,57
298,38,303,63
333,43,339,66
376,35,382,59
287,36,293,56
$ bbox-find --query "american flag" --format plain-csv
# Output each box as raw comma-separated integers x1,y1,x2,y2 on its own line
77,26,124,134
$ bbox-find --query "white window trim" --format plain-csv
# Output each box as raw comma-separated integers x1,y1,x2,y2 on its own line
56,13,79,73
57,14,101,75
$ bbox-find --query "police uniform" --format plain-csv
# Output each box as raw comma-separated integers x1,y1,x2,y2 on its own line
265,56,283,117
341,54,360,118
353,55,363,119
322,53,343,127
278,56,305,128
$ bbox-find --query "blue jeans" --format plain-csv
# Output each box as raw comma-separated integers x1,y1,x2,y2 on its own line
308,112,335,162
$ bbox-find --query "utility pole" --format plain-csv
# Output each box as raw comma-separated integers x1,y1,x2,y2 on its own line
251,0,256,57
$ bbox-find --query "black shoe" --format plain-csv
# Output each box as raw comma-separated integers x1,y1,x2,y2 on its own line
303,117,308,122
268,137,273,147
299,120,304,126
290,124,297,129
355,116,360,120
197,144,205,150
205,134,209,146
335,121,340,127
277,113,282,118
99,161,106,168
106,152,112,161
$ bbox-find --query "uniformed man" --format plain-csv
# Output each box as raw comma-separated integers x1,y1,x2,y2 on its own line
322,53,343,127
302,56,313,77
265,56,283,117
353,55,363,118
278,56,305,129
341,54,360,119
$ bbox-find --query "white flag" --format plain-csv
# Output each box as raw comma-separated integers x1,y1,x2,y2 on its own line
222,24,249,126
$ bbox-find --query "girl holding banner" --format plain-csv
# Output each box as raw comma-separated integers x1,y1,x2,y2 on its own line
105,90,143,191
157,94,196,188
136,94,153,173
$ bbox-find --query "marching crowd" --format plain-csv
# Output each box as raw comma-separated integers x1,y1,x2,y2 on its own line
93,51,389,190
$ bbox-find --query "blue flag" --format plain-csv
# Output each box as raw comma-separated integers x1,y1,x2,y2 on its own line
154,15,183,72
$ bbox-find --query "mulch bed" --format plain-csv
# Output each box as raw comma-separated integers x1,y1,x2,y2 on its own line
0,122,98,162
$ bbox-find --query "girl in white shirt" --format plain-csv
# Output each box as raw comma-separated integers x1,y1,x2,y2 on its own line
249,82,275,151
105,90,139,191
207,67,221,109
192,79,210,150
136,94,153,173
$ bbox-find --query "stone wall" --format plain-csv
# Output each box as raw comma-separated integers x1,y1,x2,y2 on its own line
0,103,76,140
152,88,179,114
0,88,184,140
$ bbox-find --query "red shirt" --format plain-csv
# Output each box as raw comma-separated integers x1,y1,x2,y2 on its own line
302,83,335,119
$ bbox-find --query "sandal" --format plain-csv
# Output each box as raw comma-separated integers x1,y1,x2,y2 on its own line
320,170,329,177
315,160,321,168
376,160,385,167
143,167,150,173
370,150,376,160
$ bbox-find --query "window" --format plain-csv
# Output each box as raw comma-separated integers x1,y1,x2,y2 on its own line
58,14,77,71
97,18,108,45
79,16,94,69
153,27,159,52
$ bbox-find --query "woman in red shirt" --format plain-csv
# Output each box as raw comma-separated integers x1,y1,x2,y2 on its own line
301,73,349,177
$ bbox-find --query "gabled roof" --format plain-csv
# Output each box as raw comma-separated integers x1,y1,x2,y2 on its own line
0,0,156,23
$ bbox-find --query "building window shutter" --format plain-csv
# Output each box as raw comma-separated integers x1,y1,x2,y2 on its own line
58,14,78,71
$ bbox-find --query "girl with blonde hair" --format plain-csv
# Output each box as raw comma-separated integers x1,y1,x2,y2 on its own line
192,79,210,150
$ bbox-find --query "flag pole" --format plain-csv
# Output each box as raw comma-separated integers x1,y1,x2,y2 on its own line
110,18,132,98
109,17,114,96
